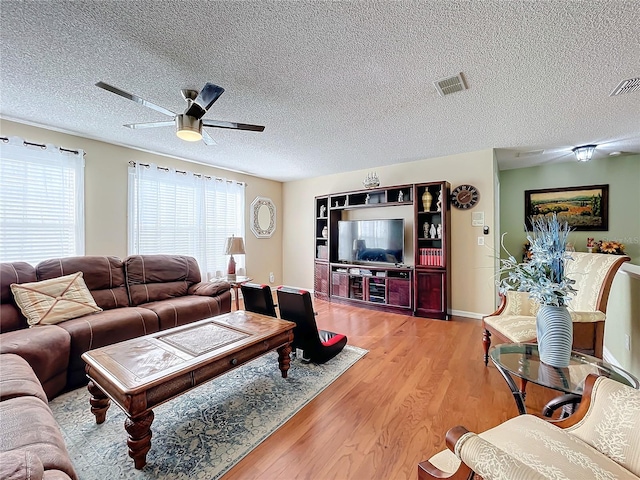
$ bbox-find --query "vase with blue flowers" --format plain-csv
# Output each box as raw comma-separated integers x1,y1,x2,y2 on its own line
497,213,576,367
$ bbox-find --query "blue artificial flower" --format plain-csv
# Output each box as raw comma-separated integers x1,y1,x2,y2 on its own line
497,213,576,307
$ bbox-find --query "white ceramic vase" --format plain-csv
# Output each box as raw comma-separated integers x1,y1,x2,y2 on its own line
536,304,573,367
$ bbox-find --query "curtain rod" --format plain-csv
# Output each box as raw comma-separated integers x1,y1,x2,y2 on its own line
0,136,84,155
128,161,245,186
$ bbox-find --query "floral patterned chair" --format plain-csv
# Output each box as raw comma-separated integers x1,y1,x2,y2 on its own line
418,374,640,480
483,252,630,364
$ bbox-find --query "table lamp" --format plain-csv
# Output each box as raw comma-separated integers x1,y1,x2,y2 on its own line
224,236,245,280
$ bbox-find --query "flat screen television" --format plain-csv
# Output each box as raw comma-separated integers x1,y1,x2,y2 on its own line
337,218,404,265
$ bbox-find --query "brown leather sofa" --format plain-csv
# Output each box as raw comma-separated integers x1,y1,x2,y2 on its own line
0,255,231,478
1,254,232,396
0,261,72,399
0,354,78,480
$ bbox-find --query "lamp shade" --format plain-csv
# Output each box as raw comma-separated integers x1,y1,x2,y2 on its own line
572,144,597,162
224,236,245,255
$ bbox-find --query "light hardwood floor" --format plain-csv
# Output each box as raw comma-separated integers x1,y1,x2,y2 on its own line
225,298,555,480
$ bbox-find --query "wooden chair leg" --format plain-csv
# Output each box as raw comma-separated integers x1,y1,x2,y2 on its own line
482,329,491,366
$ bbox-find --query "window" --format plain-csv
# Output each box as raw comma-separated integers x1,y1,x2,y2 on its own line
0,137,85,264
128,162,245,279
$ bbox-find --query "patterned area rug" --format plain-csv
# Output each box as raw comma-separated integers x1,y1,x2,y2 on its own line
50,345,367,479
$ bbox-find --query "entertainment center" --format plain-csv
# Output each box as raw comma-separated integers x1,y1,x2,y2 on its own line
314,181,451,319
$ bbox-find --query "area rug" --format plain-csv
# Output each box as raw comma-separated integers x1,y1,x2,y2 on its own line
49,345,366,479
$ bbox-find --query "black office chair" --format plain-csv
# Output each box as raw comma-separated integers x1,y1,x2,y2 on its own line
240,282,277,317
276,286,347,363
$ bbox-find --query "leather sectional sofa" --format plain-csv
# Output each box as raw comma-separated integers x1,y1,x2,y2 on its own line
0,354,79,480
0,254,232,479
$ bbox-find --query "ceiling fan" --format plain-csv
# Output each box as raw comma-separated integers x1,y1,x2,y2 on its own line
95,81,265,145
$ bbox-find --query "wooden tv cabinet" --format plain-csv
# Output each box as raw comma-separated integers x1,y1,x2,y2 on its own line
314,181,451,319
330,264,413,313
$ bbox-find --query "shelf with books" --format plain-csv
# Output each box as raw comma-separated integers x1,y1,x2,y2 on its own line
417,248,444,267
314,181,449,318
414,181,451,319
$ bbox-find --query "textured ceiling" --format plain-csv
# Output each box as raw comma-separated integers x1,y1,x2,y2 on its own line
1,1,639,182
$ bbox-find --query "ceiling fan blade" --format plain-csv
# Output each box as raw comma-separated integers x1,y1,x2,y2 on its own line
185,83,225,119
124,121,175,129
201,129,217,146
203,120,265,132
96,81,176,117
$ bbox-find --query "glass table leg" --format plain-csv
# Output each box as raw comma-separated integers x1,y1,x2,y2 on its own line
492,362,527,415
542,393,581,418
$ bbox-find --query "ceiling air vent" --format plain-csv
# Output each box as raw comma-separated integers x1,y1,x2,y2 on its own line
433,73,467,97
610,77,640,96
516,150,545,158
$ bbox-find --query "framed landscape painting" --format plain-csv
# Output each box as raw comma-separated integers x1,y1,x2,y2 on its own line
524,184,609,231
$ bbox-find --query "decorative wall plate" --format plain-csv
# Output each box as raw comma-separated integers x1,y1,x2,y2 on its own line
250,196,276,238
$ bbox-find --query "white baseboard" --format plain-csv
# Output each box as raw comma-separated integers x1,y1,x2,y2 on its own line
308,292,484,320
603,346,622,368
309,297,483,320
449,309,483,320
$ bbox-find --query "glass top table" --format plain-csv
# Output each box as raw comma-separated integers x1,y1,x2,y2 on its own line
223,276,253,311
490,343,639,415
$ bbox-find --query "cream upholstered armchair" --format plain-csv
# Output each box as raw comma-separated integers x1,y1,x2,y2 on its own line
418,374,640,480
482,252,630,364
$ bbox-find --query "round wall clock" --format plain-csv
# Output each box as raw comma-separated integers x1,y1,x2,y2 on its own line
451,184,480,209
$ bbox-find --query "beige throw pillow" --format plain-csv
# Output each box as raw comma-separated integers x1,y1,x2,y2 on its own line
11,272,102,326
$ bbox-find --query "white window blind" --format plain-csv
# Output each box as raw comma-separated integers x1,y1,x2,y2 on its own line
0,136,85,264
128,162,245,279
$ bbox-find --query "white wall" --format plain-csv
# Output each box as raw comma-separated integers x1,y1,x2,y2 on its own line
0,119,284,285
2,119,499,317
604,264,640,378
282,149,498,317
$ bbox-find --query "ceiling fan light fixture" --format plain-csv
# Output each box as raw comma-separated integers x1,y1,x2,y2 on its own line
176,114,203,142
95,81,263,144
572,144,597,162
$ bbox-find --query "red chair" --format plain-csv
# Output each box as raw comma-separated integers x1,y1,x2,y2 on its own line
240,283,277,317
276,286,347,363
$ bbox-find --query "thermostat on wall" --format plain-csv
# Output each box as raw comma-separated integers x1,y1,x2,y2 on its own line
472,211,484,227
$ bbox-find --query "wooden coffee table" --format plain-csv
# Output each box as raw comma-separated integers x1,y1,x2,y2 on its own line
81,310,294,469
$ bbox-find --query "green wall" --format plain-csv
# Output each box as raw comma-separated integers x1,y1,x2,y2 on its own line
499,154,640,375
499,154,640,264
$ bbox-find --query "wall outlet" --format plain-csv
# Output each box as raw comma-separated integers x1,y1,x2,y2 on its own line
477,237,484,246
625,334,631,351
269,272,275,283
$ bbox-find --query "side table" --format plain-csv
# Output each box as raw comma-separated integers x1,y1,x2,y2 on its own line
490,343,639,416
224,275,252,310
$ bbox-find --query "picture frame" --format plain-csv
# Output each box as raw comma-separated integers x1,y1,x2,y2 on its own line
524,184,609,231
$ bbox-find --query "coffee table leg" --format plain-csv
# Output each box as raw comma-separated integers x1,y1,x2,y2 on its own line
124,411,154,470
277,344,292,378
87,381,110,424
